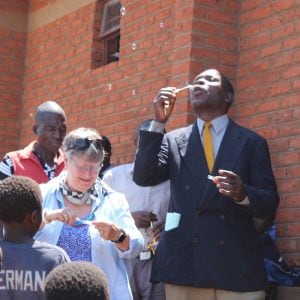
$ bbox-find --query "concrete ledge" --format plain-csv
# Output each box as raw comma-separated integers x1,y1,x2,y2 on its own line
276,286,300,300
27,0,96,32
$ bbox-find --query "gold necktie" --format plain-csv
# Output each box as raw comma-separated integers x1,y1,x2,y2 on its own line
203,122,214,173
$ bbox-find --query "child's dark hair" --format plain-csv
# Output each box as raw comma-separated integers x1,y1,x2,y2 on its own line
0,176,42,223
44,261,110,300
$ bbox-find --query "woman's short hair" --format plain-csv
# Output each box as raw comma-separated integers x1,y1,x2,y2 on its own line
63,127,104,163
44,261,110,300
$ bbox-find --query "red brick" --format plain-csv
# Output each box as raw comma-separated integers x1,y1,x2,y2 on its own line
286,223,300,238
0,0,299,262
277,238,297,252
260,44,281,58
279,194,300,209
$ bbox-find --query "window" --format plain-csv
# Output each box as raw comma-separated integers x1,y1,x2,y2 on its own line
104,32,120,64
92,0,121,68
100,0,121,37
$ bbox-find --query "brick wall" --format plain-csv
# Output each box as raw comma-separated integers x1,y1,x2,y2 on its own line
236,0,300,264
0,0,299,262
0,0,27,156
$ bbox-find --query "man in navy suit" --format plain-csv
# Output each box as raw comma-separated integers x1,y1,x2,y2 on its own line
133,69,279,300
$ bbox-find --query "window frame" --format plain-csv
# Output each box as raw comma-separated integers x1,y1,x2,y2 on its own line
100,0,121,38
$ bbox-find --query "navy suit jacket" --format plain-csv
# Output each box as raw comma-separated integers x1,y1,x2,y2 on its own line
133,119,279,291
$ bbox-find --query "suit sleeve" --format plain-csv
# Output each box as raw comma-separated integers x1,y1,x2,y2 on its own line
242,137,279,218
133,130,169,187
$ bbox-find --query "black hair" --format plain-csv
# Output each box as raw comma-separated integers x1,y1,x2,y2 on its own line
221,73,234,101
44,261,110,300
0,176,42,223
101,135,112,155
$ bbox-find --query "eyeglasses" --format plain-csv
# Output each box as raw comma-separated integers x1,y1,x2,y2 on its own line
70,158,102,174
68,138,102,151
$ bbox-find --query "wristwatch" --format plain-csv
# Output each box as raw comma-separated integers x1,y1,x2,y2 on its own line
111,229,127,243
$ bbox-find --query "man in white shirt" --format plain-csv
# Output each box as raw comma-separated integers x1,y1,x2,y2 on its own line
103,156,170,300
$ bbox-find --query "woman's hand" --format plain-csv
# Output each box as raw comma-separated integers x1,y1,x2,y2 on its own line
92,220,130,251
43,208,77,226
92,220,121,241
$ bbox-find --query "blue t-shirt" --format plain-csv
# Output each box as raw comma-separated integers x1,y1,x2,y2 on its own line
0,240,70,300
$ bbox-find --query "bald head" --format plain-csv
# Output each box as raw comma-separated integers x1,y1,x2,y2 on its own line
33,101,67,155
35,101,66,123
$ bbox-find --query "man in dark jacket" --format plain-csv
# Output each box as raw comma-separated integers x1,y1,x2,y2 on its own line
133,69,279,300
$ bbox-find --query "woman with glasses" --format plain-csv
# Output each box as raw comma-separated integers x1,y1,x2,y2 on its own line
35,127,144,300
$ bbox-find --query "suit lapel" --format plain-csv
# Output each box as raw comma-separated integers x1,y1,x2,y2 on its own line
197,119,248,211
175,123,208,191
213,119,246,172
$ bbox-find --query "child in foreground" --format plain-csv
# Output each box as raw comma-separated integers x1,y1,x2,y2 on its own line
44,261,110,300
0,176,70,300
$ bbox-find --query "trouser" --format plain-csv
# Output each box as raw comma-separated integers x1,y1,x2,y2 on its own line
165,284,265,300
125,256,165,300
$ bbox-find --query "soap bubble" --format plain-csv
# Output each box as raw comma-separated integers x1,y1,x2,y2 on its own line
159,22,164,28
132,89,136,96
108,83,112,90
120,6,126,16
131,43,137,50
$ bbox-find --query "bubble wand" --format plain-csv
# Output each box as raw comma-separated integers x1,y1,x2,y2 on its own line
164,85,191,115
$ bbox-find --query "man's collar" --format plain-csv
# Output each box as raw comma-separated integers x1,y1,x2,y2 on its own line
197,114,229,134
